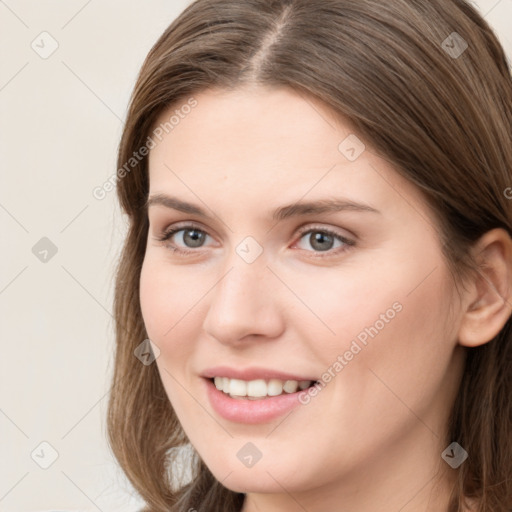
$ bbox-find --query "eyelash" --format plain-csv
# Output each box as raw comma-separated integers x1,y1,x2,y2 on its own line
155,223,355,259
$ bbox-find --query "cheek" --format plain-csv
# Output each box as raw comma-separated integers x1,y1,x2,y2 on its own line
139,257,168,339
139,255,196,340
139,258,225,449
280,259,407,365
323,260,457,426
139,256,197,406
299,249,457,398
139,254,211,374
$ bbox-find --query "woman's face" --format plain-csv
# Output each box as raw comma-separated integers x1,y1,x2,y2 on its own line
140,86,466,508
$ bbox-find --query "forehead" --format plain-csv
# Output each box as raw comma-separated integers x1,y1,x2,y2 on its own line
147,86,433,224
149,86,343,168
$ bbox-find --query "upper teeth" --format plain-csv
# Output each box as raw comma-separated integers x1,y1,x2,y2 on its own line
214,377,313,398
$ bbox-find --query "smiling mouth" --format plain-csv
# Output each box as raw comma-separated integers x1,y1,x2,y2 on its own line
210,376,319,400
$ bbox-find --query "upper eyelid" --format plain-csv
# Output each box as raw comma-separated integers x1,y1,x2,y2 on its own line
149,209,358,236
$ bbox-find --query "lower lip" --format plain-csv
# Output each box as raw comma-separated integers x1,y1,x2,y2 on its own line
204,378,306,424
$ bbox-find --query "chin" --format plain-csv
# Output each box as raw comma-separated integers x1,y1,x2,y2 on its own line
202,455,309,494
218,471,291,494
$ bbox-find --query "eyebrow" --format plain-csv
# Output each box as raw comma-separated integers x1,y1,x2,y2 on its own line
145,193,381,221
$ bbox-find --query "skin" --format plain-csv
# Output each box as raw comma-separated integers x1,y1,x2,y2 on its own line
139,85,512,512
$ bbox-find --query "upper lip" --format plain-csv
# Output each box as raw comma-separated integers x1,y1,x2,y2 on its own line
201,366,318,382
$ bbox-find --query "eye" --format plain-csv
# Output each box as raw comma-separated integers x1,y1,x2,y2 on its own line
156,224,213,255
155,223,355,258
293,226,355,257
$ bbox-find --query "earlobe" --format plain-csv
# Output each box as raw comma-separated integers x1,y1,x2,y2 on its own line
458,228,512,348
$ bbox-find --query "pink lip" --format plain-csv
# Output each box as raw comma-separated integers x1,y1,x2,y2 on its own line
203,377,309,424
201,365,318,382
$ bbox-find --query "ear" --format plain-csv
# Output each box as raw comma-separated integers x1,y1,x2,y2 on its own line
458,228,512,347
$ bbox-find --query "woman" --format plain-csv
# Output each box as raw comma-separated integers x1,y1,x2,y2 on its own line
106,0,512,510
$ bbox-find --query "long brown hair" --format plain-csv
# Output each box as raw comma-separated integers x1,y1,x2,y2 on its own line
106,1,512,510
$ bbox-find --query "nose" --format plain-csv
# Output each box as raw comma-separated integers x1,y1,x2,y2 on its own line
202,248,285,346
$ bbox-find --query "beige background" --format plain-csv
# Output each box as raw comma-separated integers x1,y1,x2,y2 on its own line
0,1,511,510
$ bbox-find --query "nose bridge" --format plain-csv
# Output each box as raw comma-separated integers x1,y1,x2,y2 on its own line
211,243,268,318
202,241,282,343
